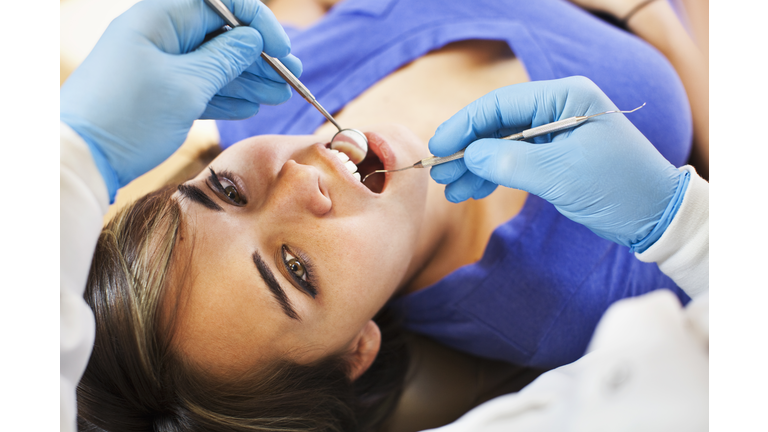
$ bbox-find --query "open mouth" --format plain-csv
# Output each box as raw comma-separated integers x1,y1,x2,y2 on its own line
356,147,386,193
325,134,387,194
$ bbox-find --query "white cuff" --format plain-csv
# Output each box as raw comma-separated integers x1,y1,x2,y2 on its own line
60,121,109,432
60,122,110,208
635,165,709,298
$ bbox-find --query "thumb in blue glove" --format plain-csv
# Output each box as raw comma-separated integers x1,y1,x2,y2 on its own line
429,76,686,252
60,0,302,202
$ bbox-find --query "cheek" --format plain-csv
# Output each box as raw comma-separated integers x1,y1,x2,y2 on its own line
216,136,319,169
319,217,417,294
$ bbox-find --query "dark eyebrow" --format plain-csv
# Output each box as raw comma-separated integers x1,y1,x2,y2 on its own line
252,250,300,321
177,184,223,212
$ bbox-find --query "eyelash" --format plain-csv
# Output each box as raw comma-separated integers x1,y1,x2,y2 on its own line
206,168,316,298
208,167,247,205
281,245,318,299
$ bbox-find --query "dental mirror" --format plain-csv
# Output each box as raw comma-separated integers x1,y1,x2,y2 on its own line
331,129,368,164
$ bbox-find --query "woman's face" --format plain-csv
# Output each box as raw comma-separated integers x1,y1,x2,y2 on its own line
170,124,430,375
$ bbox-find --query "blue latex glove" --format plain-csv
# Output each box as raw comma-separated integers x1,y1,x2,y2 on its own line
429,76,688,252
60,0,302,201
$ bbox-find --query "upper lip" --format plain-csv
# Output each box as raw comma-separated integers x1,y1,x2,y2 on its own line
314,142,372,194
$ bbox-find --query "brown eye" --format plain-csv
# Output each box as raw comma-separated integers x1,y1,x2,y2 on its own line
281,247,317,298
287,258,306,279
224,185,243,204
208,168,247,206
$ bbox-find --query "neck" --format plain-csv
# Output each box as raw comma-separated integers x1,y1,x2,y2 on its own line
397,180,528,297
396,182,462,296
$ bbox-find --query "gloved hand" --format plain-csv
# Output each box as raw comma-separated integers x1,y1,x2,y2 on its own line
60,0,302,201
429,76,688,252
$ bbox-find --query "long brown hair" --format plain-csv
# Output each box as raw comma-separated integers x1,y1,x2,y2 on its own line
77,185,408,432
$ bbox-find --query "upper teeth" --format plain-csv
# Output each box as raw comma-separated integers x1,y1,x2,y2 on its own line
329,148,361,181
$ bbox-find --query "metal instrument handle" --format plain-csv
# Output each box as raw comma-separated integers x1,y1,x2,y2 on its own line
419,150,466,168
260,53,343,131
421,116,589,168
499,116,588,141
413,105,643,170
202,0,343,131
203,0,240,27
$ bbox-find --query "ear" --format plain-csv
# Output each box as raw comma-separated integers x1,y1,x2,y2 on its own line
345,320,381,381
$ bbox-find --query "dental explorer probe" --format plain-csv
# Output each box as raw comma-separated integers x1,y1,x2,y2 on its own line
202,0,369,163
362,103,646,182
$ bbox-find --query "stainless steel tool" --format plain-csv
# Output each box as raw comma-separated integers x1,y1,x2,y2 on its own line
362,103,646,182
202,0,369,162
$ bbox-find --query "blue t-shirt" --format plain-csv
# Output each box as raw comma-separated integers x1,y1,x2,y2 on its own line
217,0,693,369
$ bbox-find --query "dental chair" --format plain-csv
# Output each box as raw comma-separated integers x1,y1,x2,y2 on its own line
381,334,545,432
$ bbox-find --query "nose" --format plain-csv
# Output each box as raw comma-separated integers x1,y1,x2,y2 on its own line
269,159,332,217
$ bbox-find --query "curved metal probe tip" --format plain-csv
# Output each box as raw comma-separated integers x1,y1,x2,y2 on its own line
585,102,646,119
362,166,413,183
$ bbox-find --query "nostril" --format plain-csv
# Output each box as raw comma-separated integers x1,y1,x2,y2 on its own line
280,160,332,215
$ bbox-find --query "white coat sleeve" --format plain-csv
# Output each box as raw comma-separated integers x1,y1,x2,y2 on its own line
421,166,709,432
60,123,110,432
635,165,709,298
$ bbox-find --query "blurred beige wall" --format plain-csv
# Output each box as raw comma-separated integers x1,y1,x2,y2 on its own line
61,0,221,222
61,0,140,85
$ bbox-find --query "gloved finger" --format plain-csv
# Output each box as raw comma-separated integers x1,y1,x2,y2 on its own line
216,72,293,105
444,170,489,203
472,181,498,200
184,26,265,93
233,0,291,57
429,159,467,185
195,0,291,57
245,53,303,82
464,137,577,198
428,77,612,157
200,96,260,120
130,0,288,56
278,53,303,78
429,82,545,157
